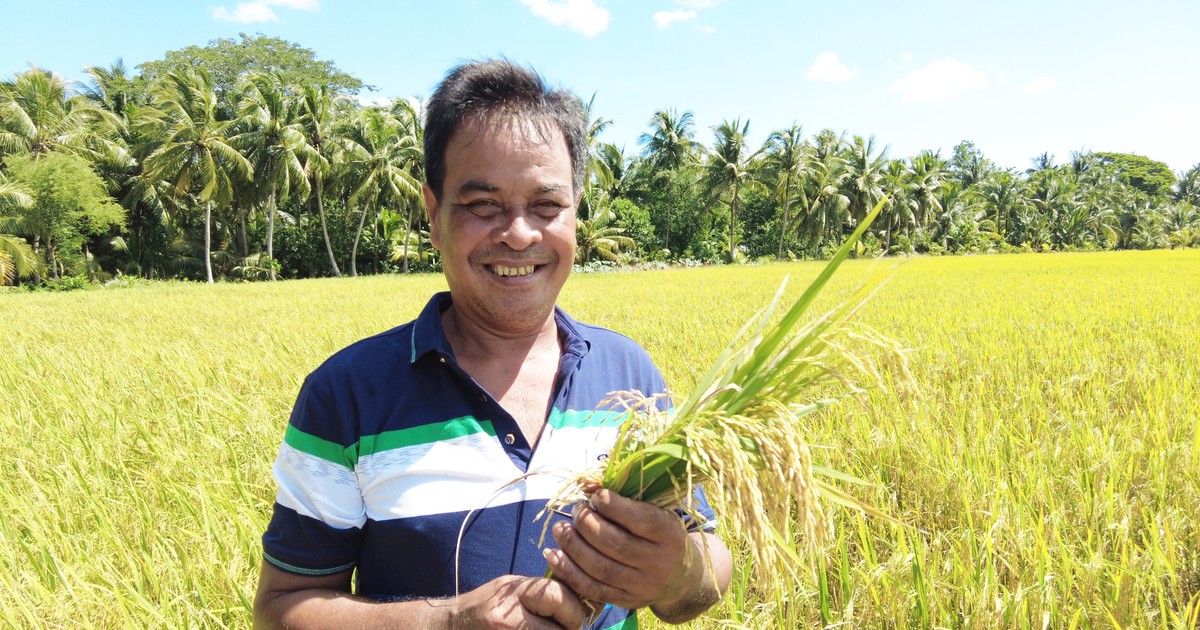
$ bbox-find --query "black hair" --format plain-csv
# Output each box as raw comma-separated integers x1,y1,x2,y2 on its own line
423,59,587,200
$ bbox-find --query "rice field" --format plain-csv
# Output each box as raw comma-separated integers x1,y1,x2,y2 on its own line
1,249,1197,628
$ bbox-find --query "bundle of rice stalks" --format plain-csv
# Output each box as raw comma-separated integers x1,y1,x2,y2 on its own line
543,198,916,585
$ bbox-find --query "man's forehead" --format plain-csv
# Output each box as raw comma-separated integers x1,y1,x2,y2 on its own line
449,112,567,151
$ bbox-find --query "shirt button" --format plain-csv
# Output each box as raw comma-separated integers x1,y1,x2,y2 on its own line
439,357,446,364
479,394,488,403
504,433,516,445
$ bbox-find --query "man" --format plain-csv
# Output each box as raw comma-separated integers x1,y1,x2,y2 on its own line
254,60,732,629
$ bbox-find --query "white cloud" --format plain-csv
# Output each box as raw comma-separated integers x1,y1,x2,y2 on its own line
521,0,610,37
268,0,317,8
891,58,987,101
901,52,913,62
700,25,716,34
211,0,317,23
674,0,718,7
212,3,277,22
805,52,859,82
653,9,696,29
1020,76,1057,94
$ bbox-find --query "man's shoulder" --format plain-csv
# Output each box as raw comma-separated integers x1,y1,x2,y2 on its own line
574,319,652,354
307,321,417,385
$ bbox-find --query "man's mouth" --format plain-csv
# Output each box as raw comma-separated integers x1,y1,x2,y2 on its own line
489,264,538,277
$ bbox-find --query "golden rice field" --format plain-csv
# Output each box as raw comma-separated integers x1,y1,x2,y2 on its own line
1,249,1198,629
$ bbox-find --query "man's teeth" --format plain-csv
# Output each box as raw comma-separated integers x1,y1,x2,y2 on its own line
491,265,536,277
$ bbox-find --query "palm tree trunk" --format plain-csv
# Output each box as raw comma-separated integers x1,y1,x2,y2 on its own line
350,204,369,277
728,186,739,263
204,201,214,284
777,172,793,260
236,203,249,257
402,202,414,274
267,188,277,281
315,176,341,276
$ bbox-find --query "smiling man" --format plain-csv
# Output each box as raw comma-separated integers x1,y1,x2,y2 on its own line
254,60,731,629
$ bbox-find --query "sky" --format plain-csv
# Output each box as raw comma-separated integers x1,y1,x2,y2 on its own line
2,0,1198,173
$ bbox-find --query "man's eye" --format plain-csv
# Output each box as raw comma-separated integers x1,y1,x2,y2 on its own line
533,202,567,219
465,202,502,218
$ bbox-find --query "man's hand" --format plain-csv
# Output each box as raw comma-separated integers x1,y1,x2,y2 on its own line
451,575,589,630
544,489,732,624
254,562,587,629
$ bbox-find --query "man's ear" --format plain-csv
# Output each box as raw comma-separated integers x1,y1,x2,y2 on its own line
424,184,442,250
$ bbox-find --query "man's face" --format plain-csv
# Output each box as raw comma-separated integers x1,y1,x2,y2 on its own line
426,115,578,335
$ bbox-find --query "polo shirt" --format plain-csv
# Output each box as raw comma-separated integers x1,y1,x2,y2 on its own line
262,292,715,630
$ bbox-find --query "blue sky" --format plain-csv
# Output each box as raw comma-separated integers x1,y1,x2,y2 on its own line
3,0,1198,173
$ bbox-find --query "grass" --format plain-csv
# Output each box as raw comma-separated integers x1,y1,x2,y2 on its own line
1,249,1197,628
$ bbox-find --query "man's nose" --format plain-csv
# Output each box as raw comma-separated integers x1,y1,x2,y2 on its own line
494,210,542,250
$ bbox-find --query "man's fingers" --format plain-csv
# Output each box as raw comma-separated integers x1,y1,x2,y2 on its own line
546,531,638,608
586,489,680,541
517,577,587,629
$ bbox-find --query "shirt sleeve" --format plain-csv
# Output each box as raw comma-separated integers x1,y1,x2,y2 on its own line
261,373,367,576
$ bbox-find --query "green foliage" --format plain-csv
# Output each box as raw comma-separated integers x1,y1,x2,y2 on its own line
1094,151,1177,200
606,197,655,257
5,152,124,277
136,33,366,99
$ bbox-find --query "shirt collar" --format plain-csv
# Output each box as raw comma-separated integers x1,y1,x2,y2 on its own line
410,291,590,363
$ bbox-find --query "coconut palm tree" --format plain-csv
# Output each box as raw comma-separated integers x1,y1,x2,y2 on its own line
761,124,808,259
336,107,421,276
1175,163,1200,207
576,208,635,263
979,170,1026,243
639,109,698,251
799,148,850,254
390,98,425,273
703,118,761,262
297,84,341,276
843,135,888,227
138,68,252,283
236,72,313,280
0,66,124,161
0,178,41,283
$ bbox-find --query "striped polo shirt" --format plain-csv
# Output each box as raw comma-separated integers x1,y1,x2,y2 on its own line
262,292,715,630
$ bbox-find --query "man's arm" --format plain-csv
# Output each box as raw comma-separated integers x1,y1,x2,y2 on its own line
253,561,588,630
544,489,734,624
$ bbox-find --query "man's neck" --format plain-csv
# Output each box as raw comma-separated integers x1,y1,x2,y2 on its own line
442,304,563,445
441,304,560,366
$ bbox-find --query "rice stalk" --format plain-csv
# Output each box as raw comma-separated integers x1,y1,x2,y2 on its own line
543,197,917,587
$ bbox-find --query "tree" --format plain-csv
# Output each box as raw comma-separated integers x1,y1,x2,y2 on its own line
236,72,313,280
0,67,124,161
797,133,849,255
580,93,612,219
979,169,1026,242
0,177,41,283
576,208,635,263
79,60,146,120
137,33,366,100
702,118,761,262
335,107,420,276
639,109,698,251
1175,164,1200,207
297,84,342,276
389,98,425,274
139,68,252,283
843,135,887,227
4,152,124,278
948,140,992,187
761,124,808,259
1094,152,1177,201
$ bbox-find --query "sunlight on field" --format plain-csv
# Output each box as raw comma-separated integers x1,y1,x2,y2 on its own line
1,250,1197,628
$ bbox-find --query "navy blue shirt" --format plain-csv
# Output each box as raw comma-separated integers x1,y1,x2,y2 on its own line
263,292,715,629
